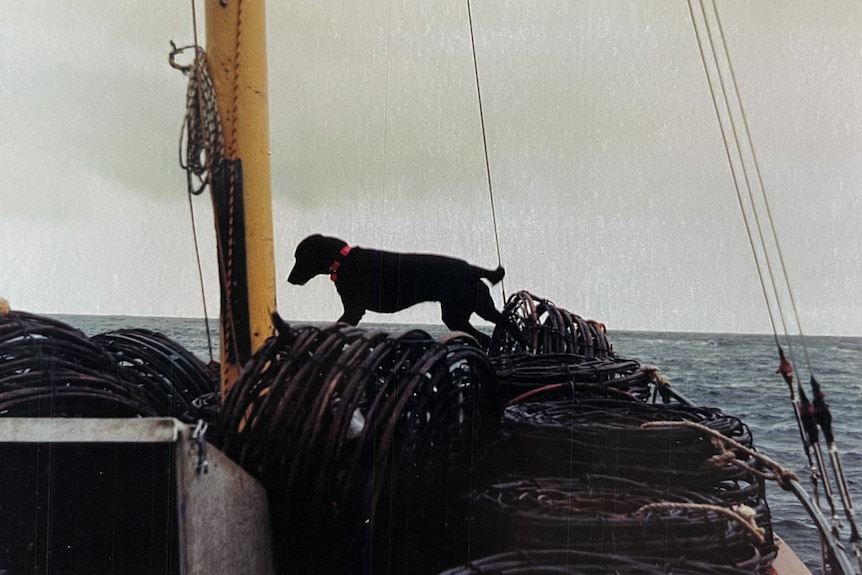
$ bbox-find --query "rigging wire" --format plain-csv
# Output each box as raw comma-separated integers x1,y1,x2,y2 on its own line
708,6,860,558
686,1,781,349
183,0,215,363
698,3,802,387
690,0,832,527
170,0,233,365
183,0,218,363
186,184,215,363
170,38,216,361
171,0,260,370
709,4,816,377
686,2,828,515
709,0,843,509
466,0,506,302
688,0,860,568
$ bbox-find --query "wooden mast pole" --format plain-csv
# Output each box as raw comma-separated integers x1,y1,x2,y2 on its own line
205,0,276,395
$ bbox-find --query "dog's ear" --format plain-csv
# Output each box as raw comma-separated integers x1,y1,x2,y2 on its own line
295,234,321,256
295,234,348,259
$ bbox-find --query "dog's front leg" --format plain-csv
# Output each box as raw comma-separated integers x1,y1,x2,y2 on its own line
338,306,365,326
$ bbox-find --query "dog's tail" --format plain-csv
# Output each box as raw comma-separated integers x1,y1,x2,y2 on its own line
478,265,506,285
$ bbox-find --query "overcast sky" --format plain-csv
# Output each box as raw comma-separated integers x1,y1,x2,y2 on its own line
2,1,861,335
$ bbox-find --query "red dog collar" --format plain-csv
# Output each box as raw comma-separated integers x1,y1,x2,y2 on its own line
329,245,352,282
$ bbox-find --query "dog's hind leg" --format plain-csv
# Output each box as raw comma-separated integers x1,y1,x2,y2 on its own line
440,304,491,349
473,285,505,326
338,305,366,326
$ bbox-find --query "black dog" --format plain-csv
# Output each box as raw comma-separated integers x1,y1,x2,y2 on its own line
287,234,517,348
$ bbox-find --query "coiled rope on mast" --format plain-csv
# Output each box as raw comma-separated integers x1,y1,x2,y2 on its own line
687,1,860,571
171,44,224,195
168,0,227,364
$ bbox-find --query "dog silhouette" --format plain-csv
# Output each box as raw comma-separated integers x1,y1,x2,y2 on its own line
287,234,518,348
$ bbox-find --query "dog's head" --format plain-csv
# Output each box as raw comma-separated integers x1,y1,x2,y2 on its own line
287,234,348,285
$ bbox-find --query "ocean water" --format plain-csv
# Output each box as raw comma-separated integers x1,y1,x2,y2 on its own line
52,314,862,571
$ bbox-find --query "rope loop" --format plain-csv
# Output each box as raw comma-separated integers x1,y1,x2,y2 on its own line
642,420,799,489
171,43,225,196
635,501,766,545
169,38,221,360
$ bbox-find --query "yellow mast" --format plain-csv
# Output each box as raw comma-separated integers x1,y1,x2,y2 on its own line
205,0,276,395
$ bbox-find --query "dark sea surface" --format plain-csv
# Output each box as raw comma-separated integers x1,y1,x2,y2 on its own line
53,314,862,571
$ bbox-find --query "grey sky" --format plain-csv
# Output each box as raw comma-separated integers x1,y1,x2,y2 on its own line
2,1,860,335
